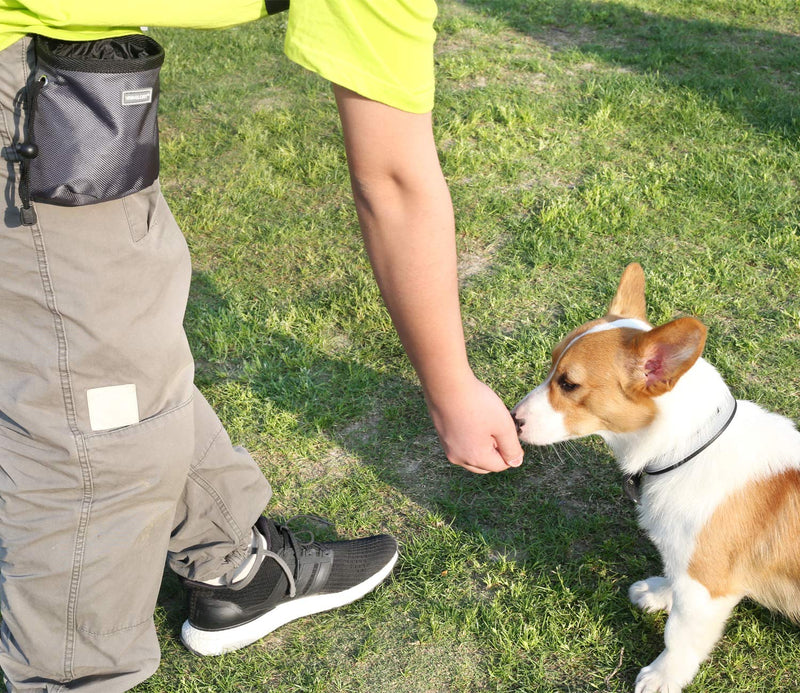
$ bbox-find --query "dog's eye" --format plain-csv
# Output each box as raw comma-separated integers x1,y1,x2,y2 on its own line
557,374,580,393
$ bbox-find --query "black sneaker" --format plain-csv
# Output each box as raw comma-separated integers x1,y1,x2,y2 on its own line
180,517,399,655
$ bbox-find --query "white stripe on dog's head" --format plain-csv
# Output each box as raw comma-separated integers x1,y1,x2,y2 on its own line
546,318,651,384
513,318,654,446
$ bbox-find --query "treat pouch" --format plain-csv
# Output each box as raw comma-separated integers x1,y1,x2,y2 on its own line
26,34,164,207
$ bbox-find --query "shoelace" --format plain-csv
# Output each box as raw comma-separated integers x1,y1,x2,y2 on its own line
227,515,333,594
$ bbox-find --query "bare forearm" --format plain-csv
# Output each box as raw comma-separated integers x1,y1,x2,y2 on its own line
351,159,473,399
334,85,523,473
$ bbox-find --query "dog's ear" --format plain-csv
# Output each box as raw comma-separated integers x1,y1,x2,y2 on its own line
629,317,707,396
608,263,647,321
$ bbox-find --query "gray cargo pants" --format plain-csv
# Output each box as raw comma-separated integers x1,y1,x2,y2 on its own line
0,38,272,691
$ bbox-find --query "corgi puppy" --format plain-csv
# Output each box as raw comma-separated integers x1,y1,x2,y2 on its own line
512,263,800,693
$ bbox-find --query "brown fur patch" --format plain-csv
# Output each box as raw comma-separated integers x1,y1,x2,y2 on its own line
547,328,657,436
607,263,647,321
548,318,607,368
688,469,800,620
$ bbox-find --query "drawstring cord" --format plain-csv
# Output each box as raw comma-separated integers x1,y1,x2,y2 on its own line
17,74,45,226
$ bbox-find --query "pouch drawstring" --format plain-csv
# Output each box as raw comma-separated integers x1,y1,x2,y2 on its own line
265,0,290,14
17,74,45,226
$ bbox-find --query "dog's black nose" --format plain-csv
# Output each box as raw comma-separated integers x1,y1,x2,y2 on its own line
511,411,524,435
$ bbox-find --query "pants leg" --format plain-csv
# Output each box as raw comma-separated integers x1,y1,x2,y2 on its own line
168,387,274,583
0,38,271,692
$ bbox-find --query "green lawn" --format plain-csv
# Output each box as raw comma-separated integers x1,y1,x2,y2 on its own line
8,1,800,691
144,1,799,691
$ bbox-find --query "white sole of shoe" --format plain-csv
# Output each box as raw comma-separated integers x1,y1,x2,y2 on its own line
180,549,398,656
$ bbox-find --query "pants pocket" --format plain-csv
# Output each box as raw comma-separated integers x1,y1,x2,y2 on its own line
77,398,194,636
122,180,171,244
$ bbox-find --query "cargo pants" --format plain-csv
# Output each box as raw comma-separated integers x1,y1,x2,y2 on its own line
0,38,272,691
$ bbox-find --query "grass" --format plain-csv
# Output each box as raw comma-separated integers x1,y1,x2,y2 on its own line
138,1,800,690
4,0,799,691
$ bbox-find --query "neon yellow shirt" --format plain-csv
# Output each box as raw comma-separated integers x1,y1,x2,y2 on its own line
0,1,436,113
0,1,268,47
285,0,436,113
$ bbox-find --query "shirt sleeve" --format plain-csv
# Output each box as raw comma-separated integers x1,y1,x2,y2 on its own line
284,0,437,114
0,0,267,33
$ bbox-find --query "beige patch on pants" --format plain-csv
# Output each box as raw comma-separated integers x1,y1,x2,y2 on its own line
87,384,140,431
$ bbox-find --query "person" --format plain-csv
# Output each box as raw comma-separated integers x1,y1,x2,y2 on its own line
0,1,524,690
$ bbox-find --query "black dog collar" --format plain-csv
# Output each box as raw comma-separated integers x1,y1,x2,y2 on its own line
624,398,738,504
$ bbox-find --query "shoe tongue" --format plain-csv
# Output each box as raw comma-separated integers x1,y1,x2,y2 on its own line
258,518,300,596
261,518,286,553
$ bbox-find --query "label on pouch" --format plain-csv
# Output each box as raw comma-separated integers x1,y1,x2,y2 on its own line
121,89,153,106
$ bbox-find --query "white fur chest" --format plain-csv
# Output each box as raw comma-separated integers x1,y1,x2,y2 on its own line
628,399,800,579
636,468,724,578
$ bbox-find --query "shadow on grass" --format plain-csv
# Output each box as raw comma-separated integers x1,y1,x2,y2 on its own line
181,272,641,561
460,0,799,139
144,269,658,690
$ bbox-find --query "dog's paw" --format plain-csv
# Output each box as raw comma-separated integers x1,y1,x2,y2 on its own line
629,576,673,613
634,664,683,693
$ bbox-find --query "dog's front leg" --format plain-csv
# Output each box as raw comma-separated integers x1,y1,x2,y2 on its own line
629,576,673,613
634,577,740,693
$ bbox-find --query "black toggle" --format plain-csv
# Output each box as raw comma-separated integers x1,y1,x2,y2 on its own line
15,142,38,159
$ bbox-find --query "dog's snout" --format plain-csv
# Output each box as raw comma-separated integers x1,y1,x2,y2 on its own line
511,410,525,435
